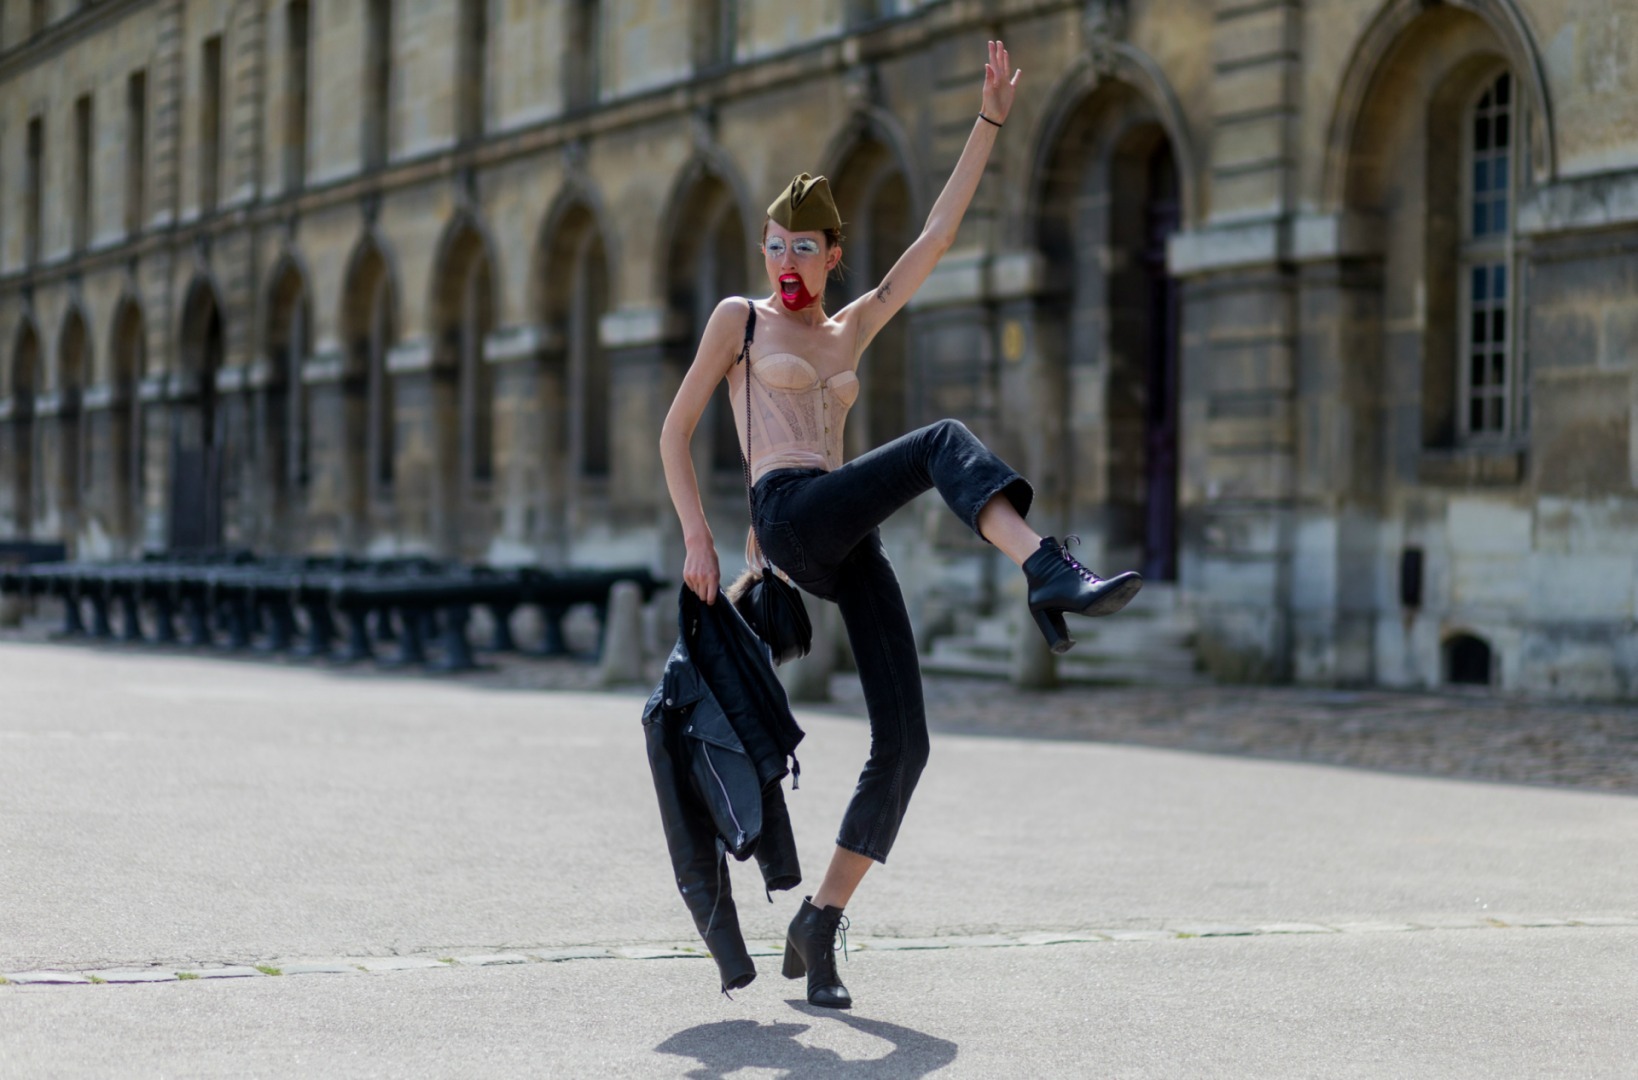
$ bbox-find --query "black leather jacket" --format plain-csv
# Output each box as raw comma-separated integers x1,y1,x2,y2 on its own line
642,587,803,989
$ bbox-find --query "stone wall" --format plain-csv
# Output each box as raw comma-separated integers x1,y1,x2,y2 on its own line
0,0,1633,698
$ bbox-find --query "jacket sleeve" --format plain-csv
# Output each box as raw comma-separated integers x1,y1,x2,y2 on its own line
644,707,734,938
753,780,802,895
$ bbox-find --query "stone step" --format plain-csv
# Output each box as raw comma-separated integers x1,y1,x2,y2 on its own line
919,650,1213,688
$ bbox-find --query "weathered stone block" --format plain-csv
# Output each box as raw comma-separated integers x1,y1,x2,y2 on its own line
1527,553,1635,620
1533,496,1638,555
1204,449,1293,501
1530,310,1599,370
1533,372,1631,496
1212,116,1288,173
1601,304,1638,369
1451,554,1530,610
1212,5,1296,70
1447,496,1532,555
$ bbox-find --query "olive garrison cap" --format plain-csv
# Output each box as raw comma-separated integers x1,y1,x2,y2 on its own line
767,172,842,233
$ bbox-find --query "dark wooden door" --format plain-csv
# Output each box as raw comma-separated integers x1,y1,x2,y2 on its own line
1142,148,1181,582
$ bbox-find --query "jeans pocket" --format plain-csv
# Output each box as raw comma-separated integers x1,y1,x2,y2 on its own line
757,520,807,576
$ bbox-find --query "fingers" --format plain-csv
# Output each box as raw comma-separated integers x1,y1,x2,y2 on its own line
687,574,718,605
986,40,1015,84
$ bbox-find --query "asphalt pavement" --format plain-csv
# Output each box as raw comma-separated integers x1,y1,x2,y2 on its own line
1,641,1633,1078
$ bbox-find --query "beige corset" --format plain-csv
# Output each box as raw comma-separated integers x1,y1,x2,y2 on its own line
729,352,860,569
729,352,860,485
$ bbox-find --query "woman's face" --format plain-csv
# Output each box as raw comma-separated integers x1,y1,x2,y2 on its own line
762,221,842,311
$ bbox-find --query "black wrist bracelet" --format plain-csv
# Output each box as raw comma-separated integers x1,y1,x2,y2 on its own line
978,112,1003,128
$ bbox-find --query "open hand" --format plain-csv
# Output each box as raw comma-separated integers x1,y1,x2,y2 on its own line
981,40,1021,125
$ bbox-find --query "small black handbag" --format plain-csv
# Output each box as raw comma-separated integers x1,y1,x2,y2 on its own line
734,568,813,667
733,299,814,666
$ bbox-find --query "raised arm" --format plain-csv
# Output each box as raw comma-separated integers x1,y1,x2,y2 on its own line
843,40,1020,355
660,297,747,604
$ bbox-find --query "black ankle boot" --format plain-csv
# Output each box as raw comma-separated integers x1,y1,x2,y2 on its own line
783,897,851,1009
1022,535,1143,654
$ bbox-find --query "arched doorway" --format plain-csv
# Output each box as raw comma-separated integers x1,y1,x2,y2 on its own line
107,301,145,549
266,261,311,550
536,199,610,536
342,239,398,546
173,280,225,550
1036,85,1182,581
831,136,913,459
7,323,39,537
663,171,747,487
431,219,496,557
55,309,89,549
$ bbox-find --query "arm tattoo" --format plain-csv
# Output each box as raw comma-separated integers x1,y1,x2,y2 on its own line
875,280,892,303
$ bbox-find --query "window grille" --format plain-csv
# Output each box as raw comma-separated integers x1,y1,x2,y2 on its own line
1459,72,1522,441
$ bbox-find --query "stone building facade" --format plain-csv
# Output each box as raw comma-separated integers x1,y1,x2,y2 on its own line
1,0,1635,698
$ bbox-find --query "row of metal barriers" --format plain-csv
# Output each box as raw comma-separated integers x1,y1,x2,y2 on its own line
0,550,667,672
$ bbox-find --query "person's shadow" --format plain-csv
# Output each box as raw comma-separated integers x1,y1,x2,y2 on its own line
655,1000,959,1078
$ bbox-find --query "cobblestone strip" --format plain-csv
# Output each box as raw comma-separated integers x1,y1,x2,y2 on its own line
5,915,1634,988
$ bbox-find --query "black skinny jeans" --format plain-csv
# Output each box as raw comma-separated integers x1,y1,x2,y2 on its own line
751,419,1032,863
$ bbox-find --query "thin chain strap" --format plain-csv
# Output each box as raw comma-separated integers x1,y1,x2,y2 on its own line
737,299,763,572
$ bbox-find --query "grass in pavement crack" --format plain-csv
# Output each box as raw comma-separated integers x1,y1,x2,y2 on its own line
177,972,200,980
87,975,107,985
255,965,282,977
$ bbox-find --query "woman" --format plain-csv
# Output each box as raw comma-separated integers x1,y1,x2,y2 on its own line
659,41,1141,1009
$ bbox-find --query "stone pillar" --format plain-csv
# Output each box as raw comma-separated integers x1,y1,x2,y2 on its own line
598,305,684,570
150,1,184,230
380,338,448,555
82,378,140,559
228,0,266,207
31,392,67,546
1162,0,1307,682
992,251,1070,539
137,254,175,552
301,347,351,554
485,324,565,565
1289,215,1387,684
1168,259,1297,682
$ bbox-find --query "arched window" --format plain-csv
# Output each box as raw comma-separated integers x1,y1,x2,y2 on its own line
367,273,397,495
536,202,610,488
275,281,311,495
663,173,745,478
569,226,610,478
57,312,89,541
832,139,912,460
1459,71,1522,442
109,303,146,545
459,257,495,485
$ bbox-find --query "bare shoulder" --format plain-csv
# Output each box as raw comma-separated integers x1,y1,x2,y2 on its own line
709,295,757,327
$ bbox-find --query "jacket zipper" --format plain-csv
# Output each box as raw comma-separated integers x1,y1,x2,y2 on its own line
702,744,747,849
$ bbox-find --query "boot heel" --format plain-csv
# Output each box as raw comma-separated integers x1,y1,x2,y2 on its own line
782,939,806,979
1031,607,1075,655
